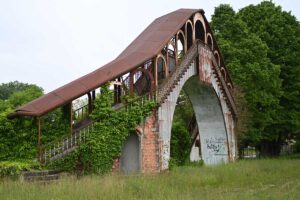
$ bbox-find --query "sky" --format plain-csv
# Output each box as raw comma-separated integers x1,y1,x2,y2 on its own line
0,0,299,93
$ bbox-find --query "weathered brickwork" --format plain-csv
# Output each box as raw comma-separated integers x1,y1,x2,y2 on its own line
137,111,160,173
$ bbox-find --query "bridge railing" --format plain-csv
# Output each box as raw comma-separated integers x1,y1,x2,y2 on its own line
42,122,93,163
155,39,236,115
209,49,237,116
157,40,199,104
40,93,155,163
73,104,90,125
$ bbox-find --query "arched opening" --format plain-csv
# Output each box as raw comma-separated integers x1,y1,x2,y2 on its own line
120,132,140,173
186,22,193,49
158,66,231,169
129,67,154,96
177,31,185,64
170,90,196,166
168,76,229,167
167,43,176,75
183,77,229,165
221,68,227,81
157,56,167,84
227,83,233,91
214,51,220,67
207,34,213,50
195,20,205,42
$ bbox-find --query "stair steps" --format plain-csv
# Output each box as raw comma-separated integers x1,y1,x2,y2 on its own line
21,170,61,183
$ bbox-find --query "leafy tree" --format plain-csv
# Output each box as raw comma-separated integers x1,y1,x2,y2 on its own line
170,90,193,166
237,1,300,155
0,82,69,161
211,2,300,156
0,81,43,100
211,3,283,156
170,120,191,166
8,86,43,108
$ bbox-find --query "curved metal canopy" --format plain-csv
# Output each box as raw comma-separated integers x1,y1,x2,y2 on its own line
8,8,204,118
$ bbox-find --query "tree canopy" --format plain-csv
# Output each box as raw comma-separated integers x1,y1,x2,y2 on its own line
211,1,300,156
0,81,69,161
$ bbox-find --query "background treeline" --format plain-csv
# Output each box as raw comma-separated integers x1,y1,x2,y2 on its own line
0,81,70,161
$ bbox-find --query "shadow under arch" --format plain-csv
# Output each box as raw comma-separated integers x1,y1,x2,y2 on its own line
158,68,230,169
183,77,229,165
120,132,140,173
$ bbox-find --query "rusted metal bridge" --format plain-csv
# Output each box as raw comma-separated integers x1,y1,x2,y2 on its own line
9,9,237,173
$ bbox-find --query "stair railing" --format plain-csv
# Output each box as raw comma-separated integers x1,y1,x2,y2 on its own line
156,40,199,104
41,93,154,163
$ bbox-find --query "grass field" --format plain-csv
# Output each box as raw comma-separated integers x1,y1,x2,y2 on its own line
1,157,300,200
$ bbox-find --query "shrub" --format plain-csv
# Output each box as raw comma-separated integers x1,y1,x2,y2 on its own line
0,160,41,178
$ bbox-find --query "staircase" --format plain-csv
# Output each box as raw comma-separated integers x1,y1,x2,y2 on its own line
41,40,235,164
156,40,199,104
41,122,93,163
41,95,153,163
21,170,60,183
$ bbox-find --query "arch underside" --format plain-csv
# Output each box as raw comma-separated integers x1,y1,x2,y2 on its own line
158,62,234,169
184,77,229,165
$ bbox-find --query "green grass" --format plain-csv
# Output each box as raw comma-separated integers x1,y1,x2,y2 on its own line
0,158,300,200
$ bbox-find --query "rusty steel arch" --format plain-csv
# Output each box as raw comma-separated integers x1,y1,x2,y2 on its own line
193,12,207,43
129,67,155,95
206,33,214,50
167,41,177,74
185,20,194,50
154,54,168,86
176,30,186,55
214,50,221,67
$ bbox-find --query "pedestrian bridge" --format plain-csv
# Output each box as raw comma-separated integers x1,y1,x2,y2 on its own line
9,9,237,173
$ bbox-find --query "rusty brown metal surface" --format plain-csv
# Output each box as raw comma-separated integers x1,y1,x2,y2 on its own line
8,8,203,118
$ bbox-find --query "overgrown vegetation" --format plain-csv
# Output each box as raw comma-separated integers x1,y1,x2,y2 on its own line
48,84,156,174
0,160,41,178
1,158,300,199
0,81,70,161
211,1,300,156
0,1,299,178
170,90,193,166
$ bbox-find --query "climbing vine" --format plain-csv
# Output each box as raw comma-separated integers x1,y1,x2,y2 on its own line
48,84,156,174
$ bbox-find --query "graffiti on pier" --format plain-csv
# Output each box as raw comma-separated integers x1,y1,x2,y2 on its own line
162,140,170,170
205,137,226,155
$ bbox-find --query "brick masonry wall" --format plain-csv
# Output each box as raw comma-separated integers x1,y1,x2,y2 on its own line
138,111,160,173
